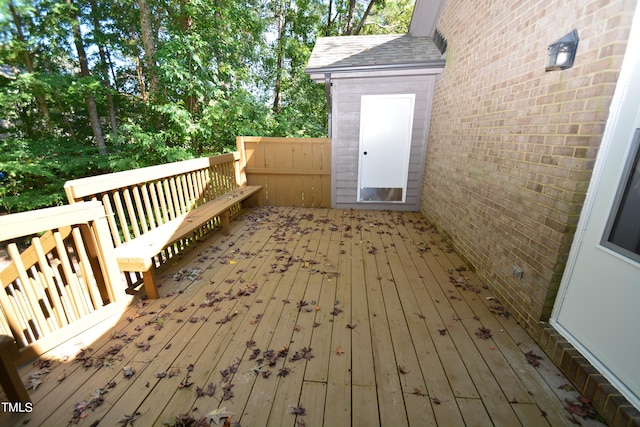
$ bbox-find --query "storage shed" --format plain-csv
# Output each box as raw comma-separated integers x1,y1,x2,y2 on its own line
305,34,444,211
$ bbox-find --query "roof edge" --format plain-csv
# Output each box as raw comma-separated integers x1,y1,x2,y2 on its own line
305,59,446,75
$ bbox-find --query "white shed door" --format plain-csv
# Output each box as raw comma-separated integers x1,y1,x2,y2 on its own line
358,94,415,202
551,8,640,408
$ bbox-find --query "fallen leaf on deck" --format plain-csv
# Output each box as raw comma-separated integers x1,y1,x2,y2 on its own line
431,397,441,405
136,341,151,351
291,405,306,415
25,378,42,391
123,366,135,379
336,346,344,356
346,323,357,329
249,348,261,360
278,367,291,377
438,328,447,336
118,411,141,426
475,327,492,339
221,383,234,401
524,350,543,367
398,365,409,374
196,383,217,398
565,396,597,419
330,307,343,316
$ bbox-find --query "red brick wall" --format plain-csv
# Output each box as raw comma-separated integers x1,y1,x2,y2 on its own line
422,0,636,337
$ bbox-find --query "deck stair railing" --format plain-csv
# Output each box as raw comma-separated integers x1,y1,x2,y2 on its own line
0,201,124,363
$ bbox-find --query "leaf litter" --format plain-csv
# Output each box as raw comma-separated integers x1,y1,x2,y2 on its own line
54,208,563,427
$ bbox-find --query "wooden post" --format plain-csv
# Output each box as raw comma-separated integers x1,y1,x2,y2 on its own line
220,211,231,235
235,137,248,187
142,269,159,299
0,335,30,403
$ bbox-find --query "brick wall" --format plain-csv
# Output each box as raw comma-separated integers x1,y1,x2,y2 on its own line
422,0,636,337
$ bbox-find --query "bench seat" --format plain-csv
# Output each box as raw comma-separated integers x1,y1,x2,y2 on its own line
115,185,262,298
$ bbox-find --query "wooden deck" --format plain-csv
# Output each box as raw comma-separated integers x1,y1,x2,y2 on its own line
1,207,604,426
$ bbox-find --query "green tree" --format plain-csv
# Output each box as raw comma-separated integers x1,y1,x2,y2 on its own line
0,0,413,212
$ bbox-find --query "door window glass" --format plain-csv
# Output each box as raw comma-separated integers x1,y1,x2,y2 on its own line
603,128,640,263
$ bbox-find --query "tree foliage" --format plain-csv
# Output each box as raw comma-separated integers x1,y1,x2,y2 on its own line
0,0,413,212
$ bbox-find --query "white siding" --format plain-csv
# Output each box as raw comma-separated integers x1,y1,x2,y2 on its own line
331,74,436,211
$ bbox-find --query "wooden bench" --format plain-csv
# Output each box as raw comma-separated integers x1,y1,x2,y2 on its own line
64,153,263,298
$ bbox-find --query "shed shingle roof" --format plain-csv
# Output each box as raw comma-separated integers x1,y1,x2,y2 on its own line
305,34,444,74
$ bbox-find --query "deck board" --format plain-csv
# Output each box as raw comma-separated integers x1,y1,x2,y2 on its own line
1,207,606,427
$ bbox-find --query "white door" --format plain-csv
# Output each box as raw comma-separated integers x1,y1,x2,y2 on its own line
358,94,415,202
551,5,640,409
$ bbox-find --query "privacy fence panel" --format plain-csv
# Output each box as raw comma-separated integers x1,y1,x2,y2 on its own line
237,136,332,208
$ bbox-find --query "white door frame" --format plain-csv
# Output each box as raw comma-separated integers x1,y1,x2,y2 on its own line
551,2,640,409
357,94,415,203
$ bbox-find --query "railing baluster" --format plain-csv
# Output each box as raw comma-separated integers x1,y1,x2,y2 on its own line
123,188,141,238
101,193,121,247
52,230,88,318
164,179,178,220
140,183,157,230
32,236,67,328
71,226,103,311
132,186,149,234
0,278,29,346
113,190,132,242
6,283,35,343
7,243,52,338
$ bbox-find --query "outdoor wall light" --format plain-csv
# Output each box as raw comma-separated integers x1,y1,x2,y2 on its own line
546,29,579,71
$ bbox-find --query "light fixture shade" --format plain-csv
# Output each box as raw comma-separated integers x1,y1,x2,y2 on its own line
546,29,579,71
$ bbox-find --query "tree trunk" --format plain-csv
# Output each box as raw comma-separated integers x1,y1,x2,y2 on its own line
68,0,107,155
272,0,288,114
180,0,197,114
9,1,52,131
137,0,159,100
345,0,356,35
325,0,333,35
89,0,118,138
353,0,376,35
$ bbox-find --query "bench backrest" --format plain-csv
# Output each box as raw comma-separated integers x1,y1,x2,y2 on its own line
0,201,125,362
64,153,244,247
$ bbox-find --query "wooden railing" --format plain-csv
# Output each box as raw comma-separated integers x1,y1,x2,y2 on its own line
64,154,245,287
237,136,332,208
0,141,326,361
65,153,242,247
0,202,126,363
